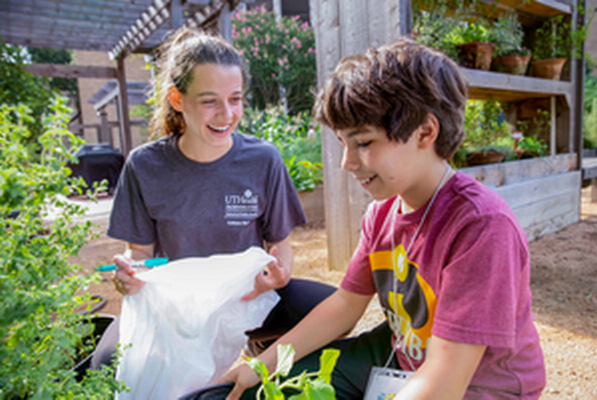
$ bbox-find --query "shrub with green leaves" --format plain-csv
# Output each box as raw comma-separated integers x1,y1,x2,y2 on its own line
0,42,54,148
584,74,597,148
232,7,317,114
247,344,340,399
0,99,125,398
238,106,323,192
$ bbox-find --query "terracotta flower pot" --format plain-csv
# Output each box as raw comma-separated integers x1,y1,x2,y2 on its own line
466,150,506,166
456,42,495,71
492,53,532,75
530,58,567,80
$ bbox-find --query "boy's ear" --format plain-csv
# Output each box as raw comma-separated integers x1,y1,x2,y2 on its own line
416,114,439,150
167,86,184,112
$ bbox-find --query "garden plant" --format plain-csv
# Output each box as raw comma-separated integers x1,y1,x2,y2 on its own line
238,105,323,192
232,6,317,114
0,98,125,398
247,344,339,399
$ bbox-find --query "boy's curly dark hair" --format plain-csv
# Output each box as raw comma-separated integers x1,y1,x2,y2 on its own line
314,38,468,159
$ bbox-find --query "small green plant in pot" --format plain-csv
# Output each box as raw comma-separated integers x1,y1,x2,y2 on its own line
446,19,495,71
461,99,513,166
412,0,464,61
491,11,532,75
531,10,593,80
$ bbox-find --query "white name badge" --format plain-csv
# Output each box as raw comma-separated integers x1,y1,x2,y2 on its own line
364,366,414,400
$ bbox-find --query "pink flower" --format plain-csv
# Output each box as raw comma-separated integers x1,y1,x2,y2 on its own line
271,73,276,78
278,59,285,66
247,27,252,33
239,50,244,56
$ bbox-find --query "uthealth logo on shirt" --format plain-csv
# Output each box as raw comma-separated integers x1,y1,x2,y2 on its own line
225,189,259,225
225,189,258,205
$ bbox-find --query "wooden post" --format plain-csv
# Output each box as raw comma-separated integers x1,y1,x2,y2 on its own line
97,109,112,146
116,56,132,156
219,0,232,43
311,0,407,270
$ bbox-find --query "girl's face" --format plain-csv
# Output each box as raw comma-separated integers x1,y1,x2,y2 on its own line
175,64,243,160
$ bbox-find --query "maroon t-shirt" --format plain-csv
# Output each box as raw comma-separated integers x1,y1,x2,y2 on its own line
342,171,545,399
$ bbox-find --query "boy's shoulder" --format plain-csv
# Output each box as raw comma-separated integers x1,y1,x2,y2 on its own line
366,171,520,230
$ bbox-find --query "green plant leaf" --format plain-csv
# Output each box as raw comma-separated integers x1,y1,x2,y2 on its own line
302,378,336,400
247,357,270,385
318,349,340,384
275,343,296,378
263,381,285,400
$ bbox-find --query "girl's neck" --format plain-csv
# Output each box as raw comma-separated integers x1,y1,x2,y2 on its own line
177,133,233,163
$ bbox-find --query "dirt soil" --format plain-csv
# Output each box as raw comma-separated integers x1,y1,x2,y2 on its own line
74,187,597,399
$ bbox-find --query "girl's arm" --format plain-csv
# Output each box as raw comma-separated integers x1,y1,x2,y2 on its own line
397,335,486,399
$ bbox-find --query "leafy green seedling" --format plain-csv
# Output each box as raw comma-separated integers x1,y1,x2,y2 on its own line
247,344,340,399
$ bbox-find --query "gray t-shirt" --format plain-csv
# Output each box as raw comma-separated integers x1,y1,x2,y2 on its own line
107,132,306,260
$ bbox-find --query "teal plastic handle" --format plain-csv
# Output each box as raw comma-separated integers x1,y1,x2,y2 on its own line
144,257,169,267
97,257,169,272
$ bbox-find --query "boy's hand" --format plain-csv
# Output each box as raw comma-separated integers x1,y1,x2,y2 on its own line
241,246,289,301
112,255,147,295
219,363,260,400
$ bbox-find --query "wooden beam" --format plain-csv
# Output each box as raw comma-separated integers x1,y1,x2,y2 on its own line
313,0,410,270
23,64,118,79
218,0,232,43
110,0,171,60
93,87,121,112
463,68,573,106
116,57,133,157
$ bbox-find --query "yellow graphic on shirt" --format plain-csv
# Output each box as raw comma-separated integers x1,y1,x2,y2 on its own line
370,244,437,360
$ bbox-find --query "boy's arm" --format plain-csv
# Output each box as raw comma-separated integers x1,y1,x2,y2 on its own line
397,335,486,399
223,288,373,399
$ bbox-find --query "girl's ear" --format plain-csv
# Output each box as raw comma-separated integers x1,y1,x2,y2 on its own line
416,113,439,150
168,86,184,112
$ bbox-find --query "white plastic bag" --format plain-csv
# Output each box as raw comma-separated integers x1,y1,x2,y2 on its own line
115,247,280,400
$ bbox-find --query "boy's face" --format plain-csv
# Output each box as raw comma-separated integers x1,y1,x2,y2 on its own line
336,125,421,201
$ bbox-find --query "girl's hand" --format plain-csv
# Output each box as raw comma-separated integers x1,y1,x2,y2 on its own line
111,255,147,295
241,246,289,301
219,363,260,400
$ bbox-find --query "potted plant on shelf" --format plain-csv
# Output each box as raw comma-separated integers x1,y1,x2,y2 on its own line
448,20,496,71
514,109,550,158
530,11,593,80
412,0,463,61
460,99,513,166
491,11,532,75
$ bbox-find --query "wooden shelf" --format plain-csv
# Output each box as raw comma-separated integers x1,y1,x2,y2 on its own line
480,0,572,17
462,68,573,104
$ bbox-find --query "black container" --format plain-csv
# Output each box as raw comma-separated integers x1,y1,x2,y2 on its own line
73,314,117,381
68,144,124,195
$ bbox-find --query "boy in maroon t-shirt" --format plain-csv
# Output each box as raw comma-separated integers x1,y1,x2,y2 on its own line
222,38,546,399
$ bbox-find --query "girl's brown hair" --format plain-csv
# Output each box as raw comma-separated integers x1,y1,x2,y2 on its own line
314,38,468,159
150,28,246,137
